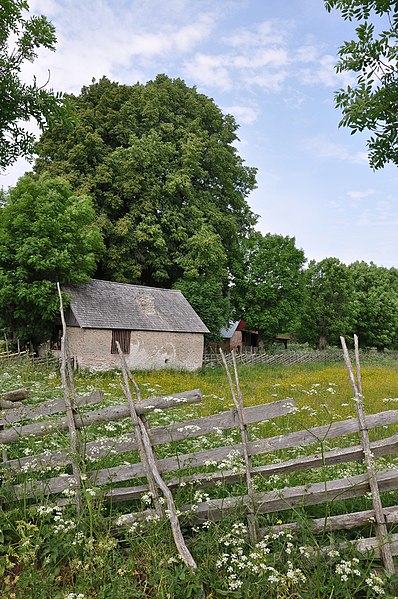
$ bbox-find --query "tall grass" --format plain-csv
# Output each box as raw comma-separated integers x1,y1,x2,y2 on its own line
1,358,398,597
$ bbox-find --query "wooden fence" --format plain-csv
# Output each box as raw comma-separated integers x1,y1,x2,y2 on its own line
1,376,398,569
203,349,343,367
0,349,58,367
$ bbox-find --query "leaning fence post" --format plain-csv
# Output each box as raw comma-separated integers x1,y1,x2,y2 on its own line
116,343,197,570
220,348,259,543
340,335,394,574
116,342,164,519
57,282,83,512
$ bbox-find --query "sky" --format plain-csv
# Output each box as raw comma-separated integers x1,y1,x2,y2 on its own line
3,0,398,268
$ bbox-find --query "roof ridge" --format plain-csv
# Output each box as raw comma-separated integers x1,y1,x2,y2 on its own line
89,279,183,293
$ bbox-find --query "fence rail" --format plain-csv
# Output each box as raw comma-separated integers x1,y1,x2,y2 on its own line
0,350,58,367
2,375,398,568
203,349,343,367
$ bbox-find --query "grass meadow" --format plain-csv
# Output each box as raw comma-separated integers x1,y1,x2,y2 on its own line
1,357,398,598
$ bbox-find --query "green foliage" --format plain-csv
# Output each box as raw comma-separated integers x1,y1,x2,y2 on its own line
173,225,230,336
232,232,306,345
349,261,398,350
298,257,354,349
325,0,398,169
33,74,257,333
0,0,70,170
0,173,104,345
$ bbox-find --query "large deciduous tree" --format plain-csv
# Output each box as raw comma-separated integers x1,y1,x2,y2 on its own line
232,232,306,346
0,0,68,171
0,173,104,346
298,257,354,349
349,260,398,350
33,75,258,335
325,0,398,169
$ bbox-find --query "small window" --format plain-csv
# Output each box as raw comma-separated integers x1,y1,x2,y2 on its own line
111,330,131,354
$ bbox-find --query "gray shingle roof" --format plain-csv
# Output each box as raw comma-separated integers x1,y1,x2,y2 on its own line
62,279,209,333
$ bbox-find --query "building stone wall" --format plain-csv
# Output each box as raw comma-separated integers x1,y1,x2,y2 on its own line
66,328,205,371
229,330,243,352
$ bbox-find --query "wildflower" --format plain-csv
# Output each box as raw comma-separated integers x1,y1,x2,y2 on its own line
128,522,140,534
335,559,361,583
177,424,201,433
366,572,386,596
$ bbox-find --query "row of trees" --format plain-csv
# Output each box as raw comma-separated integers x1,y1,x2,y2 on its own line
1,1,398,352
2,171,397,353
299,258,398,351
235,249,398,353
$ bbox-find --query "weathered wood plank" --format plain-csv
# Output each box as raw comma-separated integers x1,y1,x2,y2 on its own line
262,505,398,535
104,433,398,503
0,388,30,402
1,399,296,471
10,428,398,503
0,399,15,410
147,399,296,445
0,391,104,425
112,486,398,532
186,468,398,523
5,408,398,506
353,533,398,557
92,411,398,487
249,434,398,478
249,410,398,456
14,411,393,494
0,389,202,443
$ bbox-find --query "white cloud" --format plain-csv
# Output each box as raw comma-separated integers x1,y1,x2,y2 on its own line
223,104,259,125
346,189,376,200
232,47,289,70
358,200,398,226
295,44,320,63
184,53,232,90
247,70,289,92
304,136,370,164
223,19,291,48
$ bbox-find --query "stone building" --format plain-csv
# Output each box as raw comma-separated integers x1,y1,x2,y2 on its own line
53,279,209,371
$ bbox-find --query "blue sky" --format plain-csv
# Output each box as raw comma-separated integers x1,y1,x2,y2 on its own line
3,0,398,268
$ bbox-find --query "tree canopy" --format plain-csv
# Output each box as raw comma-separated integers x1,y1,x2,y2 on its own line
0,173,104,346
33,74,257,334
0,0,68,171
348,260,398,350
232,232,306,345
298,257,354,349
325,0,398,169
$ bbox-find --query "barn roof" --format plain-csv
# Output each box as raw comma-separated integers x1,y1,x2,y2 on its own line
220,321,240,339
62,279,209,333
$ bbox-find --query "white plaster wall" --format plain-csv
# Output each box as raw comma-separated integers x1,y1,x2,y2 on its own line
66,328,204,371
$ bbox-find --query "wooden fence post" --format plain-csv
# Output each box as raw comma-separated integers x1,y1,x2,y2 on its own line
57,282,83,512
116,343,197,570
220,348,259,543
116,343,164,519
340,335,394,574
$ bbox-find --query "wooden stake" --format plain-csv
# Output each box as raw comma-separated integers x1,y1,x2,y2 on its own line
220,348,259,543
116,343,163,518
116,343,197,569
340,335,394,574
57,282,82,512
